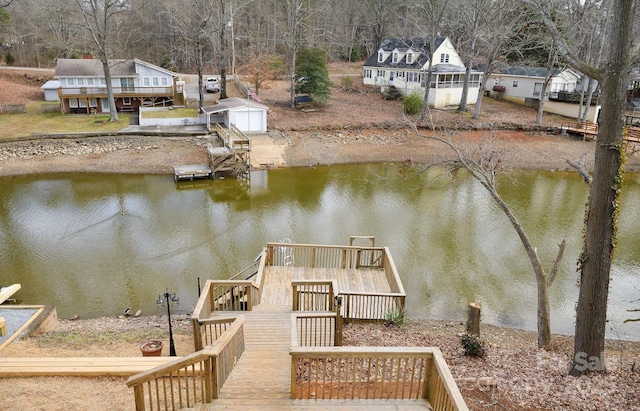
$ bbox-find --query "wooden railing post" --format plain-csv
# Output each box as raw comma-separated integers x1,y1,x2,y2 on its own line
292,283,299,311
335,296,343,346
192,318,204,351
132,385,145,411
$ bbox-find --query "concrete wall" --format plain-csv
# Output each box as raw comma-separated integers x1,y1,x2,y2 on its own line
138,107,206,126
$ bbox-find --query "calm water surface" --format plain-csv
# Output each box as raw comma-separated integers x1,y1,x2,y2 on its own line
1,164,639,340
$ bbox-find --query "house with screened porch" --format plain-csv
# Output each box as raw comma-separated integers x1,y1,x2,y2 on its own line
54,57,182,114
362,37,482,108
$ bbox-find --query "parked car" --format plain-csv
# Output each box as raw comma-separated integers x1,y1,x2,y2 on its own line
205,77,219,93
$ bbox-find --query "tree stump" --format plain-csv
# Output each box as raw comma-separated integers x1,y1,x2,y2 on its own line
466,302,481,336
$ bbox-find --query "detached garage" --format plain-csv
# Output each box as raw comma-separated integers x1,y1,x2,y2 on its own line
202,97,268,133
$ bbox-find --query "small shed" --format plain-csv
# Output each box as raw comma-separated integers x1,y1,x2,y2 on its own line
202,97,268,133
41,80,60,101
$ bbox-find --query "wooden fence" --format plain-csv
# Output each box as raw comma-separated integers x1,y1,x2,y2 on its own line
0,104,26,114
289,346,468,410
127,316,245,411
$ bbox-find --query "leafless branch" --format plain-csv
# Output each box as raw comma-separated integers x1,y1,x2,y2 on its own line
566,153,592,187
547,239,566,288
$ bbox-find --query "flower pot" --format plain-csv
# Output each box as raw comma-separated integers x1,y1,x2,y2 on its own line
140,340,163,357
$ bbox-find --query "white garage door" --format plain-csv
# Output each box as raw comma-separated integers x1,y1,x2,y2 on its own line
234,110,264,132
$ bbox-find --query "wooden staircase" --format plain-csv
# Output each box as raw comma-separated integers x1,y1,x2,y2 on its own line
216,305,291,401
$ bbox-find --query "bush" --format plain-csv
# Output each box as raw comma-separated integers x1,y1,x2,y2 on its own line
5,51,14,66
403,91,423,115
460,333,485,357
384,307,404,327
382,86,402,100
340,76,353,90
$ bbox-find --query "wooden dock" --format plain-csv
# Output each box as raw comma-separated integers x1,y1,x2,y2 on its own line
173,164,212,181
127,240,467,410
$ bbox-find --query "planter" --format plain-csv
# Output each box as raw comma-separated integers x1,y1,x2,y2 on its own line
140,340,163,357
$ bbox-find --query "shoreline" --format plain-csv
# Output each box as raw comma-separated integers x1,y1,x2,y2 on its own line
0,127,639,177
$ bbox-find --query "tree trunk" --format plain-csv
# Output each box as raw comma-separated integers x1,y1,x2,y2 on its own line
472,62,493,120
419,59,434,122
102,60,118,123
458,57,472,112
571,0,634,376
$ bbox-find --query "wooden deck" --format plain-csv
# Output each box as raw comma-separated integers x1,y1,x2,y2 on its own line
198,306,432,410
260,266,390,306
127,241,466,410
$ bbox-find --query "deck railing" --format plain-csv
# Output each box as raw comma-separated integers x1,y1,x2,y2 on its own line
292,280,337,312
127,316,245,411
289,346,468,410
267,243,406,321
266,242,386,270
191,279,258,350
291,312,341,347
342,292,404,321
196,317,237,350
292,280,343,346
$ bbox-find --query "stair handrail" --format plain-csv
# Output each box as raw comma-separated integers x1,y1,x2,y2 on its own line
127,316,245,411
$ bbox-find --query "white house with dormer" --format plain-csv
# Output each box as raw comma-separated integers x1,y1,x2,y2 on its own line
363,37,482,108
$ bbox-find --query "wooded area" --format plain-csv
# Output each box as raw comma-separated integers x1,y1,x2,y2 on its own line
0,0,630,79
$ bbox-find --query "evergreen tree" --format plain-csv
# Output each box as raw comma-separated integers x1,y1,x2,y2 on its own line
295,48,332,104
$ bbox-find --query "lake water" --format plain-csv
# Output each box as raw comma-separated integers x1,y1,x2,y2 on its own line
1,163,639,340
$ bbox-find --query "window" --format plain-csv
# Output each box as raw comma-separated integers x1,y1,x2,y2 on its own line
364,69,372,79
123,97,131,105
392,51,399,64
143,78,150,87
377,69,385,77
377,50,384,63
407,72,421,83
470,73,481,88
440,53,450,63
397,71,405,78
69,98,78,108
89,98,97,107
67,78,75,86
152,77,159,86
77,78,85,86
100,78,106,86
406,51,413,64
87,78,94,86
101,98,110,111
493,78,500,86
79,99,87,108
161,78,168,86
512,80,519,88
533,82,542,96
120,77,134,92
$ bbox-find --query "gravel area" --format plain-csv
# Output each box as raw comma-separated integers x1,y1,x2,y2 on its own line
0,307,40,345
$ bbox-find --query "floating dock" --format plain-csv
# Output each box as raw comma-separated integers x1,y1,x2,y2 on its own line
173,164,213,182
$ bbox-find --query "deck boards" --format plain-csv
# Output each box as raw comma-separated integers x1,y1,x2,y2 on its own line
0,357,176,377
260,266,391,306
207,305,431,410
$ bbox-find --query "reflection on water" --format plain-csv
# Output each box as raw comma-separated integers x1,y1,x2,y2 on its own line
0,164,639,340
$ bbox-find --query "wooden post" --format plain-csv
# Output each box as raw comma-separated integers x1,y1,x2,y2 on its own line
466,302,482,336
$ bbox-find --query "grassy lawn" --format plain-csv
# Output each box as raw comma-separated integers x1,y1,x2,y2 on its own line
141,107,198,118
0,102,129,140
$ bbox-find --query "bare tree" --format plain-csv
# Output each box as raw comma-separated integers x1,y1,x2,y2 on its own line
471,1,527,120
525,0,637,375
73,0,131,122
413,0,449,122
408,127,566,348
535,41,558,125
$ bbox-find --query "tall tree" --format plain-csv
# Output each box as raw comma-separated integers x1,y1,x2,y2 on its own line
413,0,449,123
73,0,131,122
525,0,637,375
295,47,331,104
471,0,526,120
